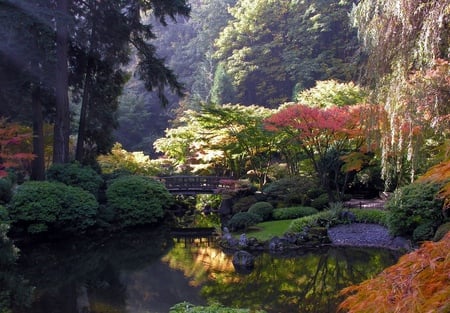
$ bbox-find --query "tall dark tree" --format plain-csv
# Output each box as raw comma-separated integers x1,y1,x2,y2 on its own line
53,0,71,164
71,0,190,164
1,0,191,168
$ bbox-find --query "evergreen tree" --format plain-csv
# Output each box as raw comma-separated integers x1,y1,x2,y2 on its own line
210,63,236,104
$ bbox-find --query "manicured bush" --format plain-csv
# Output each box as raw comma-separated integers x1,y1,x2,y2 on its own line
106,175,173,228
310,193,329,210
262,176,321,207
433,222,450,241
272,206,318,220
8,181,98,234
46,162,104,198
288,211,336,232
227,212,262,231
248,202,274,221
413,221,436,242
232,195,258,213
350,209,388,226
386,182,444,238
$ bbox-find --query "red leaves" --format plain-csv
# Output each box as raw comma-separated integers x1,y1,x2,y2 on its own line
0,119,35,177
265,104,366,140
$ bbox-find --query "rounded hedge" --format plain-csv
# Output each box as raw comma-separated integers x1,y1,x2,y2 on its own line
413,221,435,242
46,162,104,198
433,222,450,241
386,182,444,238
227,212,262,231
310,193,329,210
262,176,321,207
272,206,318,220
106,175,173,228
8,181,98,234
248,201,274,221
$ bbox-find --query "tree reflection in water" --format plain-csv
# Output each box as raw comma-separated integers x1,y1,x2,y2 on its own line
163,240,400,313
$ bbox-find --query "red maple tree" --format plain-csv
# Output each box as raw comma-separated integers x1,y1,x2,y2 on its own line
0,119,35,178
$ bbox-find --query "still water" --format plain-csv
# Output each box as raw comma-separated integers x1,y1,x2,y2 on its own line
14,228,400,313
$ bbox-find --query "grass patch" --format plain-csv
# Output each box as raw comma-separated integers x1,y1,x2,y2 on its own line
234,219,293,241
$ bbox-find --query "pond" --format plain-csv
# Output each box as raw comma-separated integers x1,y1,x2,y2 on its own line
12,228,400,313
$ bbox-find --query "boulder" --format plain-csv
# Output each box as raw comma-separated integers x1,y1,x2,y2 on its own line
232,250,255,270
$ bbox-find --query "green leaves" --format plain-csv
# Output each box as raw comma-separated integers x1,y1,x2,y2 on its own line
106,176,172,228
9,181,98,235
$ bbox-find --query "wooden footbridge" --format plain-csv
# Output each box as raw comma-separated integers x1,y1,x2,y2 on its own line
155,176,237,195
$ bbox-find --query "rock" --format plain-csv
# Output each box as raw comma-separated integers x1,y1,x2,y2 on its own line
221,227,238,248
268,236,290,252
307,227,331,244
390,236,412,251
339,210,356,222
232,250,255,270
239,233,248,247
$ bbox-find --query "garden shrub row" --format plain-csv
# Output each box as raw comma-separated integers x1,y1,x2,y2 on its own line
6,163,173,236
9,181,98,234
288,208,389,233
272,206,318,220
227,212,262,231
288,180,449,243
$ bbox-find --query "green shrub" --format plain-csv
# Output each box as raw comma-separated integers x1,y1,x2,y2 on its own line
106,175,173,228
0,205,8,222
272,206,318,220
248,202,274,221
232,195,258,213
350,209,388,226
8,181,98,234
262,176,321,207
413,221,436,242
46,163,104,198
386,182,444,238
227,212,262,231
0,177,13,204
310,193,329,210
288,211,336,232
433,222,450,241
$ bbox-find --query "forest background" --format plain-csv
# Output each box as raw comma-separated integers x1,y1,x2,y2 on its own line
0,0,449,194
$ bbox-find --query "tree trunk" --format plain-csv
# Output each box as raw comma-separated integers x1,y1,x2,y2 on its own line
75,69,92,162
30,85,46,180
53,0,71,164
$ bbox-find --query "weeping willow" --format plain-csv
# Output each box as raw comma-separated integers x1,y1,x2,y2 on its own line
351,0,450,189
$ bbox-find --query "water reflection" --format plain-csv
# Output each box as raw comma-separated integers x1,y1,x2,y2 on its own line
13,230,399,313
162,241,400,313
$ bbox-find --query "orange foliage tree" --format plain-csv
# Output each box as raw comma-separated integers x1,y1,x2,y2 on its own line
339,232,450,313
417,148,450,211
0,119,35,178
